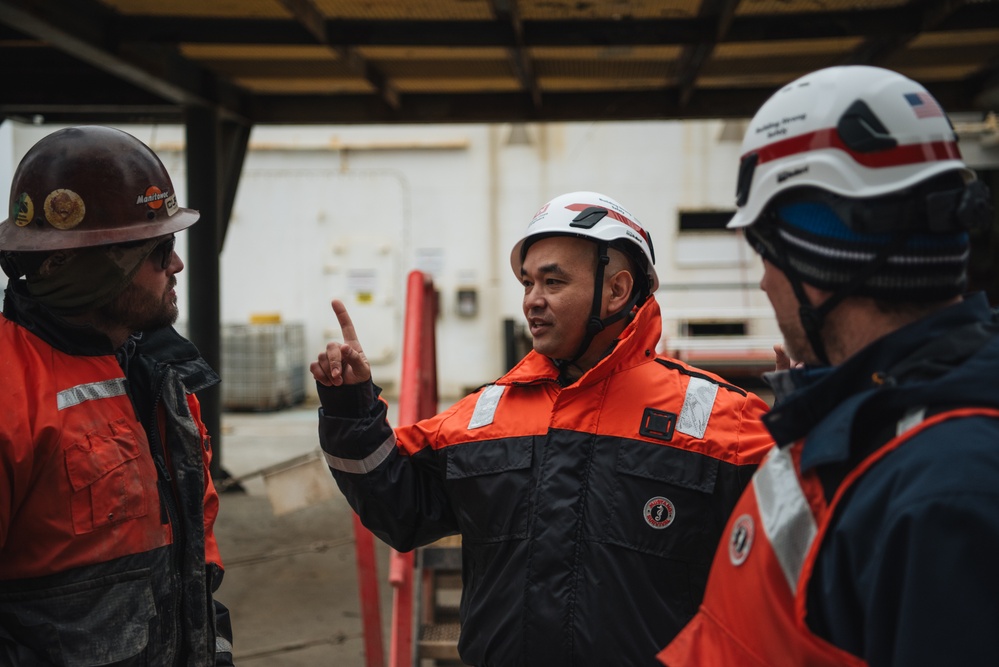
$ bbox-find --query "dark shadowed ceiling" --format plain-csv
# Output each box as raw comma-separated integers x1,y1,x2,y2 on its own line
1,0,998,127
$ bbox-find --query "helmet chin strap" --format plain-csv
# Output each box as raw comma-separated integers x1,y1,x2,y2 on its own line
788,281,832,367
552,240,643,377
772,227,910,367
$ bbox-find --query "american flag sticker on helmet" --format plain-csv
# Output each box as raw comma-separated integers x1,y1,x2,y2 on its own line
904,92,944,119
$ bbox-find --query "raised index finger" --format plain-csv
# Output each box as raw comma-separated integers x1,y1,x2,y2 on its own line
331,299,362,348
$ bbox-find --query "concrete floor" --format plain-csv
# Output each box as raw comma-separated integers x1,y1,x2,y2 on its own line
213,402,397,667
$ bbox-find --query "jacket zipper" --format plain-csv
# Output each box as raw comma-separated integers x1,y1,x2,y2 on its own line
145,371,186,666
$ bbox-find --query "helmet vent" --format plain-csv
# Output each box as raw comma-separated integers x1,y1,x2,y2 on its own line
569,206,609,229
837,100,898,153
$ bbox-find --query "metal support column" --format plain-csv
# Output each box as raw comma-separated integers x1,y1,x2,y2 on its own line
185,107,224,478
184,107,251,481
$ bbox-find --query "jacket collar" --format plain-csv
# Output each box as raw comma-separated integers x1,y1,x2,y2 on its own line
765,292,999,469
3,279,115,356
499,297,663,388
3,279,217,392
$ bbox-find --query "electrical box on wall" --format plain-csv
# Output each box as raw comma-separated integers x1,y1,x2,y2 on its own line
456,288,478,318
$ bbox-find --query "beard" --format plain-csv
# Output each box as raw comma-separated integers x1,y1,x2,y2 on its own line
95,277,179,334
776,314,828,367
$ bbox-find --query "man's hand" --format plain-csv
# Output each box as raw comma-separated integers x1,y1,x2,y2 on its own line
310,299,372,387
773,343,802,371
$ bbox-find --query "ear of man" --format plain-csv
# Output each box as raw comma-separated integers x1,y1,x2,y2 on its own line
604,248,635,316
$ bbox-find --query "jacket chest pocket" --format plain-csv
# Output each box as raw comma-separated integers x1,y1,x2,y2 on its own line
65,418,149,534
595,441,721,561
444,438,534,543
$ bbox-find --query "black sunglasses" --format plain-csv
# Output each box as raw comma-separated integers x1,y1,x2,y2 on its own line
150,235,176,270
115,234,176,270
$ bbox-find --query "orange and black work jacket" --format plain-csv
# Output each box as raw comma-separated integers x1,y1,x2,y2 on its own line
0,281,234,666
318,298,772,666
660,294,999,667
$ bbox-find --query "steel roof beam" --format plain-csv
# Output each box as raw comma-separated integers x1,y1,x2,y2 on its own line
675,0,742,107
841,0,971,66
491,0,542,112
116,5,999,48
244,80,982,125
0,0,251,123
276,0,400,110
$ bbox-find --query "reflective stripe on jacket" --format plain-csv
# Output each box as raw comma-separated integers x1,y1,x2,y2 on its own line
320,297,773,666
659,406,999,667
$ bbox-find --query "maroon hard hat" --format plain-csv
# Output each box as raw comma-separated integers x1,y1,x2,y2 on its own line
0,126,199,251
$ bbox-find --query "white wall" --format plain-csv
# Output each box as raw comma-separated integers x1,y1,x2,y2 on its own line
0,121,16,294
1,120,780,399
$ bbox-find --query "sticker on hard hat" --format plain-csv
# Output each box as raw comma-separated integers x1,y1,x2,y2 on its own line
137,186,171,210
44,189,85,230
643,496,676,529
165,193,179,217
12,193,34,227
904,92,944,119
528,202,550,227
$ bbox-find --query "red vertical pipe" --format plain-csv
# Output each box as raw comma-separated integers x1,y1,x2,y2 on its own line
353,512,386,667
389,271,439,667
352,271,437,667
388,548,415,667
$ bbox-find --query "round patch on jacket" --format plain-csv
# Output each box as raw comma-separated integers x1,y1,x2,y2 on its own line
729,514,754,566
643,496,675,529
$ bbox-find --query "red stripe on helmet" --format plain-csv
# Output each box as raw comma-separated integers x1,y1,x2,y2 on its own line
564,202,651,246
749,128,963,168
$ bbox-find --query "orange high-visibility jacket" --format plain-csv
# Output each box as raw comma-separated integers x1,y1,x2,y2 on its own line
0,282,232,666
319,298,773,666
660,407,999,667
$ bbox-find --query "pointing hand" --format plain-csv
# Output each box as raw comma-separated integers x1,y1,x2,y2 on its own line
310,299,372,387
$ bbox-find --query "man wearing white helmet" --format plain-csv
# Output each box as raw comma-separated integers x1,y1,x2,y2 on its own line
311,191,772,665
660,66,998,667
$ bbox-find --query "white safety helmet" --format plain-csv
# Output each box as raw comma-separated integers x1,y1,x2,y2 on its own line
728,65,975,229
510,191,659,292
